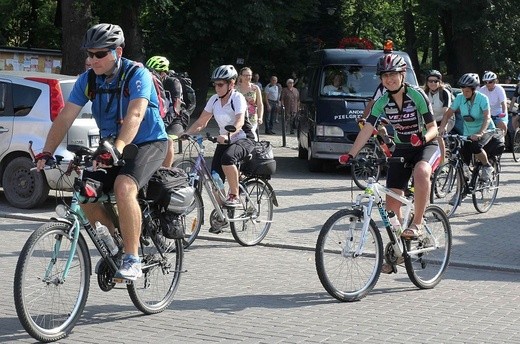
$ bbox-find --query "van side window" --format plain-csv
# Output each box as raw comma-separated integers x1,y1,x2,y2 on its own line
12,84,41,116
0,83,7,116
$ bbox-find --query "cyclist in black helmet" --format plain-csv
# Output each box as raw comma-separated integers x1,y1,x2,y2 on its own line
36,23,168,281
339,54,440,262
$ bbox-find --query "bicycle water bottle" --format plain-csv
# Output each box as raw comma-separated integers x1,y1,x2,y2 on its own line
95,221,119,256
211,170,225,191
388,211,403,236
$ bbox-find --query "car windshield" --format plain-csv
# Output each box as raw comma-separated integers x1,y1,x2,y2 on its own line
320,65,416,98
61,81,93,118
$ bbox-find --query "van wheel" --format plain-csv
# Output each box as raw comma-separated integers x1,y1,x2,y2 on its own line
298,142,307,159
307,145,321,172
2,156,49,209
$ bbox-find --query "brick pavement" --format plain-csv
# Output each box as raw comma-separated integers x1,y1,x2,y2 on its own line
1,218,520,343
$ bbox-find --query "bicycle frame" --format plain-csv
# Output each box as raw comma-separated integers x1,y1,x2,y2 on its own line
184,136,263,224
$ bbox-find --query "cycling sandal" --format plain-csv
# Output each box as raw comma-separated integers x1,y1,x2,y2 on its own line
401,223,424,240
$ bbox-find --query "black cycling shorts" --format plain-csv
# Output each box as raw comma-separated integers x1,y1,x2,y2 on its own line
211,138,255,181
386,142,441,190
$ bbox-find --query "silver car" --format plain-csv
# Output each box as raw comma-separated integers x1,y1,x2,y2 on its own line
0,71,99,208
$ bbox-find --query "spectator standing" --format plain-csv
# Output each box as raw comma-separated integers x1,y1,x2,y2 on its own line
479,71,508,134
511,74,520,130
264,75,281,134
252,73,263,91
281,78,300,134
236,67,264,140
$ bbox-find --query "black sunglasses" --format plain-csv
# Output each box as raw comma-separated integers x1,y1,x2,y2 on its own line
86,50,111,59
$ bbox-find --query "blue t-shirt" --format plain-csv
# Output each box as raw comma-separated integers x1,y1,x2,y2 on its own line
69,58,167,144
450,91,495,136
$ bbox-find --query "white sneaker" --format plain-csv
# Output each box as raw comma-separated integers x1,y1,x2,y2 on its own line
480,165,494,181
114,256,142,281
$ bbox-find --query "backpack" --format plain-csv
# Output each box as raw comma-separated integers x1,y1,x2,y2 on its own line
85,62,169,122
168,71,196,115
241,140,277,176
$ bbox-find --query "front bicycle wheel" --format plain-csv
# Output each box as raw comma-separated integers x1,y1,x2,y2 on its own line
14,222,91,343
405,205,451,289
127,235,183,314
512,128,520,162
430,162,463,217
472,159,500,213
173,158,202,194
229,178,274,246
182,189,204,248
315,209,383,302
351,143,382,190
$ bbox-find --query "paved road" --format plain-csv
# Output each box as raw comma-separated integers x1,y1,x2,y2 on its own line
1,121,520,342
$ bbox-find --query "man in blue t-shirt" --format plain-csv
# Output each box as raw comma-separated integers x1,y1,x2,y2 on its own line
36,23,167,281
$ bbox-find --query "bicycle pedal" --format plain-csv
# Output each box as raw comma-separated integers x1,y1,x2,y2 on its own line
111,277,133,284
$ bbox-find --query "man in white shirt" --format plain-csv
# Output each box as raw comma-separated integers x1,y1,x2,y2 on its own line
264,75,281,134
480,71,508,133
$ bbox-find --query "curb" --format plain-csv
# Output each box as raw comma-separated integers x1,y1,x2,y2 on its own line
4,212,520,274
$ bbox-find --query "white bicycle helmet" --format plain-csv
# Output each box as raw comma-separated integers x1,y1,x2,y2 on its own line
482,71,497,82
458,73,480,88
211,65,238,81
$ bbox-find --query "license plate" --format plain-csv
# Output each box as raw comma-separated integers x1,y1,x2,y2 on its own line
89,135,100,148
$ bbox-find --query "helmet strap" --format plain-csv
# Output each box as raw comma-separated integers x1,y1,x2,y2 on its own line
219,86,232,99
387,83,404,95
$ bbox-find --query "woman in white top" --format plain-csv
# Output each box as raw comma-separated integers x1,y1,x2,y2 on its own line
423,70,452,162
185,65,255,207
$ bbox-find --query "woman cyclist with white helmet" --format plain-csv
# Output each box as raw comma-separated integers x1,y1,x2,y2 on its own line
339,54,440,263
439,73,496,181
184,65,255,207
479,71,508,134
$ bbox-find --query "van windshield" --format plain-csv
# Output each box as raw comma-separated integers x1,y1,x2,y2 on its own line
320,65,415,98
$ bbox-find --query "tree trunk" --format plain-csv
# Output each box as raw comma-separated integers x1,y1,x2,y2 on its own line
120,1,144,62
60,0,92,75
402,0,420,77
188,40,212,117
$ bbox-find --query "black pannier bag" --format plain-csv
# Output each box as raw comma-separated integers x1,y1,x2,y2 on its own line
483,129,505,157
241,140,276,176
145,167,195,239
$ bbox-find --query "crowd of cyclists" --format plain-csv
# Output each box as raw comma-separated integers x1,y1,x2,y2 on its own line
32,21,507,282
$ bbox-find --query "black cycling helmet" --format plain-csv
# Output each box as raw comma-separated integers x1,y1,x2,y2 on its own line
211,65,238,81
376,54,407,75
458,73,480,88
82,23,125,50
428,70,442,80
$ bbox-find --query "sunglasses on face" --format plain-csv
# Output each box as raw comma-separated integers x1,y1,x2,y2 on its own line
86,50,112,59
213,82,227,88
486,81,495,84
428,79,440,84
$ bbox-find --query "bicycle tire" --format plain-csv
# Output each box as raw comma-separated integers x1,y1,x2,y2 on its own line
229,178,274,246
472,158,500,213
429,162,463,217
315,209,383,302
14,222,91,342
351,143,382,190
404,205,451,289
182,189,204,248
512,128,520,162
127,237,183,314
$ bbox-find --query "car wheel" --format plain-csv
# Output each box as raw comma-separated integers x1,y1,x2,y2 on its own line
2,156,49,209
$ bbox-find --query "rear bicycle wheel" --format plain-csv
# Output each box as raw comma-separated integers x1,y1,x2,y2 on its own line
351,143,382,190
315,209,383,302
182,189,204,248
429,162,463,217
229,178,274,246
472,159,500,213
128,234,183,314
513,128,520,162
404,205,451,289
14,222,91,342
